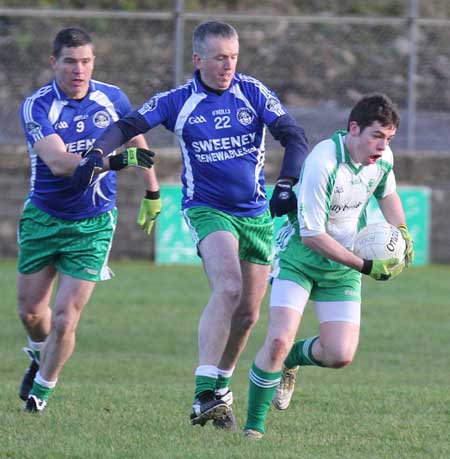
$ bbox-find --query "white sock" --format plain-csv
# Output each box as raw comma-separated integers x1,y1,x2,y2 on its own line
216,367,235,395
217,367,234,379
195,365,218,378
28,337,44,352
35,371,57,389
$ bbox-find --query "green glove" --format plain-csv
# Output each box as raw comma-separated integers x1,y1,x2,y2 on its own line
109,147,155,171
398,224,414,267
137,191,162,235
361,258,404,281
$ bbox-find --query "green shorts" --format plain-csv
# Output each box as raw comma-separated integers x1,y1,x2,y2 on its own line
17,201,117,282
272,222,361,302
183,206,274,265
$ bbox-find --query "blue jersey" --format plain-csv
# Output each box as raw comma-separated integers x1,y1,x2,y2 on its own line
21,79,132,219
137,71,290,217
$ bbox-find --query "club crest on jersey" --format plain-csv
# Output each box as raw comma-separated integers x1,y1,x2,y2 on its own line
266,97,282,113
366,179,375,192
93,111,110,128
139,97,158,115
236,107,254,126
26,121,41,135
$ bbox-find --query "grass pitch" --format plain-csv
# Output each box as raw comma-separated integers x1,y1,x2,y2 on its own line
1,259,449,458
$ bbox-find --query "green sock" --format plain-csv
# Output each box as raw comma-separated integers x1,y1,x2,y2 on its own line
194,375,217,399
28,338,43,364
245,362,281,434
284,336,323,368
30,381,53,401
216,374,231,391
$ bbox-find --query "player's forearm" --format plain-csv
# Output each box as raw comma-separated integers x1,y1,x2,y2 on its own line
269,114,309,181
45,154,81,176
302,232,364,271
44,152,107,178
377,192,406,227
138,167,160,192
94,112,149,155
92,122,129,156
35,135,83,176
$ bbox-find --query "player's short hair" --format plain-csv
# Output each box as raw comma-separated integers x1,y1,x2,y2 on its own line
193,21,238,56
52,27,93,58
347,93,400,131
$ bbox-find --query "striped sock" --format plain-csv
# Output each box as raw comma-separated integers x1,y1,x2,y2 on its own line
245,362,281,434
284,335,323,368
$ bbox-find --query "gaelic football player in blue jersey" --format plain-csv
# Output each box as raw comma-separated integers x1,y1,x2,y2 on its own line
91,21,308,429
17,27,160,413
244,94,414,439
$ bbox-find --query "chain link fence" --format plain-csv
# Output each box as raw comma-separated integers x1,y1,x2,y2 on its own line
1,3,450,152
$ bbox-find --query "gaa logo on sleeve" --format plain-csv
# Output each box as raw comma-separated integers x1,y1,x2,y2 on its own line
236,107,254,126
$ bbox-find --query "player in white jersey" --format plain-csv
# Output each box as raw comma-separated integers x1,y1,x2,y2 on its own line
17,28,159,413
244,94,414,439
91,21,308,429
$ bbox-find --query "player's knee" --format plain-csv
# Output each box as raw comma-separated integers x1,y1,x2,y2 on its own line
52,310,79,336
216,277,242,304
17,301,47,327
234,306,259,331
18,309,42,327
267,337,291,365
329,358,353,369
324,348,355,369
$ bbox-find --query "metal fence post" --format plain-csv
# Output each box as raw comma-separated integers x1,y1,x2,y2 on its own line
406,0,418,151
174,0,185,87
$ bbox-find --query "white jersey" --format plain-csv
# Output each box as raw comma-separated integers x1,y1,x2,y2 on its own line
297,130,396,249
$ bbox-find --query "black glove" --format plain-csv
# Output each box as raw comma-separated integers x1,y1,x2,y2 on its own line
269,179,297,217
109,147,155,171
83,147,155,171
